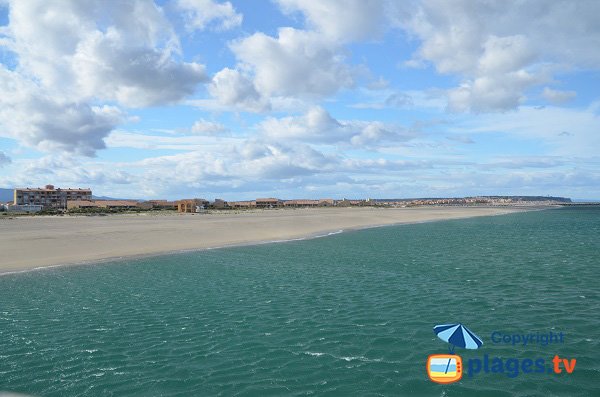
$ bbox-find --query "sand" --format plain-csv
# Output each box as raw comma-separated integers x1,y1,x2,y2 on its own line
0,206,526,273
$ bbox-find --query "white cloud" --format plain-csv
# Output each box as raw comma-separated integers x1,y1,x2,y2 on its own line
352,91,413,109
3,0,206,107
131,140,338,185
207,1,397,109
230,28,354,99
1,0,597,200
0,154,138,195
542,87,576,105
19,155,134,186
400,0,600,112
72,28,206,107
0,67,123,156
445,34,542,112
190,119,228,135
208,68,270,112
483,156,566,170
175,0,242,31
259,106,415,147
450,105,600,157
105,130,240,151
96,129,444,197
366,76,390,90
0,0,209,154
276,0,387,42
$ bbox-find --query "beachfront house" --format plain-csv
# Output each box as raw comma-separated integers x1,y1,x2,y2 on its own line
255,198,282,208
283,200,319,208
228,200,256,209
211,199,228,209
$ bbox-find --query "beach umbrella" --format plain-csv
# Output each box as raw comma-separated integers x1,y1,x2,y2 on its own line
433,323,483,352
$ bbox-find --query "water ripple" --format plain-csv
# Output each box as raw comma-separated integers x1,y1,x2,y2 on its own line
0,208,599,396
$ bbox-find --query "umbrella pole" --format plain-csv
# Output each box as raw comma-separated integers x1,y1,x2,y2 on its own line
445,344,455,373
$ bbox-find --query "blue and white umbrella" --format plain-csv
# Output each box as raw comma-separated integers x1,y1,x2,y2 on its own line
434,323,483,352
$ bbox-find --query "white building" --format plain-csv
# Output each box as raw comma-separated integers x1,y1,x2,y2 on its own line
3,204,43,213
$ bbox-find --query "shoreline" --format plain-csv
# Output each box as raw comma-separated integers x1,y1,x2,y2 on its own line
0,206,544,275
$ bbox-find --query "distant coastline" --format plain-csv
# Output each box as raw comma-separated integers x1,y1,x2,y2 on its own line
1,185,574,215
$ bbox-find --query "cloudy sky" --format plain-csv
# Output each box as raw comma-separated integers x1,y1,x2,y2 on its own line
0,0,599,200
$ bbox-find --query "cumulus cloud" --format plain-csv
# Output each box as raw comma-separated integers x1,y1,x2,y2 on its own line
72,29,206,107
135,140,337,183
400,0,600,112
211,1,379,110
0,0,209,154
234,141,335,179
3,0,207,107
259,106,415,147
208,68,270,112
175,0,242,31
0,67,122,156
542,87,577,105
128,137,438,194
445,35,541,112
276,0,387,42
230,28,354,99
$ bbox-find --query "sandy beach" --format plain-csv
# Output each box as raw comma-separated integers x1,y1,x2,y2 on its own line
0,206,527,273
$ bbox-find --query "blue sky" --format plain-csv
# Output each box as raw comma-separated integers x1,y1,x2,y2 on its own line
0,0,599,200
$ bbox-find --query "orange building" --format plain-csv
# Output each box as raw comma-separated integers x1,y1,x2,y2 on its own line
177,199,209,213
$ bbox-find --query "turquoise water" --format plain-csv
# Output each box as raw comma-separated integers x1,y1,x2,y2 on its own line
1,207,599,396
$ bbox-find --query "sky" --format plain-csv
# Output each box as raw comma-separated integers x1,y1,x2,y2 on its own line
0,0,599,200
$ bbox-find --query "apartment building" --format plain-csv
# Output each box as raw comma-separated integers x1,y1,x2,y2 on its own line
255,198,282,208
14,185,92,209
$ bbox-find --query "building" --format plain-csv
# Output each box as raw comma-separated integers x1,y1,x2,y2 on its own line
255,198,282,209
211,199,228,209
2,204,43,213
228,200,256,209
177,199,209,213
336,199,353,207
147,200,177,209
136,201,154,210
283,199,319,208
67,200,100,210
318,199,335,207
14,185,92,210
96,200,140,210
67,200,140,210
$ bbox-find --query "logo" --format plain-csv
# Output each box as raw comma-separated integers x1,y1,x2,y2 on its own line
427,354,463,384
426,324,577,383
426,323,483,384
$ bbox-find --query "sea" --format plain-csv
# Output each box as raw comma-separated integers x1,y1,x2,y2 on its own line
0,207,598,396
